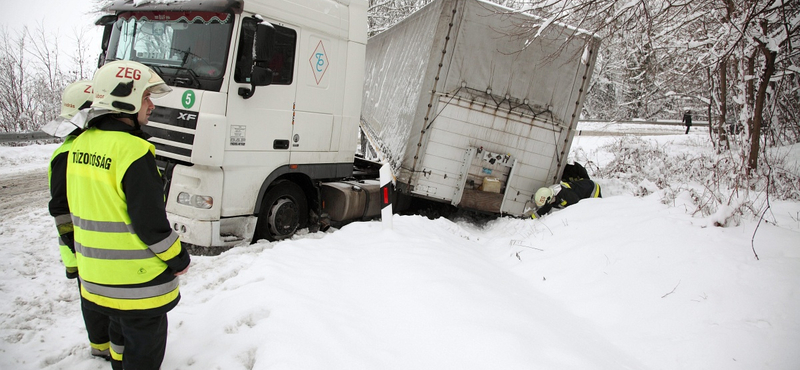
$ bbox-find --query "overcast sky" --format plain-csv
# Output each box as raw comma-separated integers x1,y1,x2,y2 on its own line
1,0,104,67
1,0,101,33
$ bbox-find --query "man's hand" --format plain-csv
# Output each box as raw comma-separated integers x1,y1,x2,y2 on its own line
66,267,78,279
175,265,190,276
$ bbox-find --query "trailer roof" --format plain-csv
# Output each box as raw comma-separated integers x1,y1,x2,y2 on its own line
473,0,597,39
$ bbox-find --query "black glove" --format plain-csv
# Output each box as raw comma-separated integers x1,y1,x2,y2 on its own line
66,267,78,280
60,232,76,254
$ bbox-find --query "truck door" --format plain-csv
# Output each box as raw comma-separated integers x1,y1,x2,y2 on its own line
227,17,299,164
289,32,342,163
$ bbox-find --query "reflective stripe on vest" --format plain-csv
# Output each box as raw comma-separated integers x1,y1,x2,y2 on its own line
75,240,156,260
73,216,135,233
80,279,180,312
80,277,179,300
73,215,181,256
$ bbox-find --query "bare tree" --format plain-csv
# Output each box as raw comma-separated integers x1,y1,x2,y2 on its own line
501,0,799,176
25,23,68,130
0,28,32,133
368,0,435,36
67,26,97,81
0,22,97,133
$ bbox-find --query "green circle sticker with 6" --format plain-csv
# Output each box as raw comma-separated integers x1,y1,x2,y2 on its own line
182,90,196,109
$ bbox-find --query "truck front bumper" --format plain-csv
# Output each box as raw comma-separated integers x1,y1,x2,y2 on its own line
168,213,258,249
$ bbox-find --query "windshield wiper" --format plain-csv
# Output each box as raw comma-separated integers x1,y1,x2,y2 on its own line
149,64,202,89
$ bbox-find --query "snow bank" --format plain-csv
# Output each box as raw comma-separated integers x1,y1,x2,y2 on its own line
1,128,798,370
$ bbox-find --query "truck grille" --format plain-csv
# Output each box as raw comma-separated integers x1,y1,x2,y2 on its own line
142,106,198,163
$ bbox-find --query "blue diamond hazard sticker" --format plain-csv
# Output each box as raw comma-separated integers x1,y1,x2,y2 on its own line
309,40,329,85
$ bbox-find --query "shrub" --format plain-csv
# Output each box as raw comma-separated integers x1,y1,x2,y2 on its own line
591,136,800,226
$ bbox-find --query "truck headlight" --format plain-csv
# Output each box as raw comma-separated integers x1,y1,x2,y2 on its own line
177,192,213,209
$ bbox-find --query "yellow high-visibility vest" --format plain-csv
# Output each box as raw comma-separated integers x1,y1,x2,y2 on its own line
48,135,78,270
67,127,181,312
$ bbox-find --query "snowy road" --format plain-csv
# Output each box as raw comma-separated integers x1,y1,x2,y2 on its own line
576,122,703,136
578,129,692,136
0,168,49,220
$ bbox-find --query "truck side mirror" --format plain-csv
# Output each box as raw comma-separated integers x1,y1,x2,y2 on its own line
95,15,117,68
239,66,273,99
251,66,272,85
238,22,276,99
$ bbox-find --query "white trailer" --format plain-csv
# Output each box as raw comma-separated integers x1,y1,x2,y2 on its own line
361,0,600,215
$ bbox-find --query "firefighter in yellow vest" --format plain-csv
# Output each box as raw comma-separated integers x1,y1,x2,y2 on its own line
66,61,190,370
45,80,112,360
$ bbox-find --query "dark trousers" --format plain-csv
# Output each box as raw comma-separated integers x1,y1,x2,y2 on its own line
77,280,110,350
109,314,168,370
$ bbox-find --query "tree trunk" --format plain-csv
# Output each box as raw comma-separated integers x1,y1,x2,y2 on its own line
707,67,715,148
717,59,729,150
747,46,777,174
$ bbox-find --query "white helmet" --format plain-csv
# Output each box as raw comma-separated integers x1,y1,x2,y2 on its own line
534,187,554,207
41,80,94,136
59,80,93,119
91,60,171,114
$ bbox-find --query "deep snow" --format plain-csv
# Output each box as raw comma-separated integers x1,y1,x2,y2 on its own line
0,125,798,370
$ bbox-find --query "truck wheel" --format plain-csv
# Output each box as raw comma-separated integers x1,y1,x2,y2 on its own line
255,180,308,242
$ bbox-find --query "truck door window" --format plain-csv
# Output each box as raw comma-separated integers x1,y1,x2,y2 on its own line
235,18,297,85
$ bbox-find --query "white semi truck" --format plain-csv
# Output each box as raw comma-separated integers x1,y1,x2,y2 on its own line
94,0,598,250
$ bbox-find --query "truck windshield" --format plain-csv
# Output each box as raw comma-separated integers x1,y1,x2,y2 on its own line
106,11,233,91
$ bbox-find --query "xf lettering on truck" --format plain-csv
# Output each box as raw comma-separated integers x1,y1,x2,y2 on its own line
178,112,197,121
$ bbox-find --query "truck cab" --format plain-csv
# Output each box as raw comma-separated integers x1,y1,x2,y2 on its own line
97,0,368,248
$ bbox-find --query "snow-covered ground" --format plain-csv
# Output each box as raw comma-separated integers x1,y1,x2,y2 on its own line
1,126,798,370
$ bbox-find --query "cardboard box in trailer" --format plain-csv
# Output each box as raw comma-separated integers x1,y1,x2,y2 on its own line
361,0,600,216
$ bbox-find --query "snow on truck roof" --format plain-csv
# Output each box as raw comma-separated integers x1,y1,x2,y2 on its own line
105,0,363,13
104,0,243,13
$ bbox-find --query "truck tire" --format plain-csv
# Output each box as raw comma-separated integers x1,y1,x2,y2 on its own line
254,180,308,242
